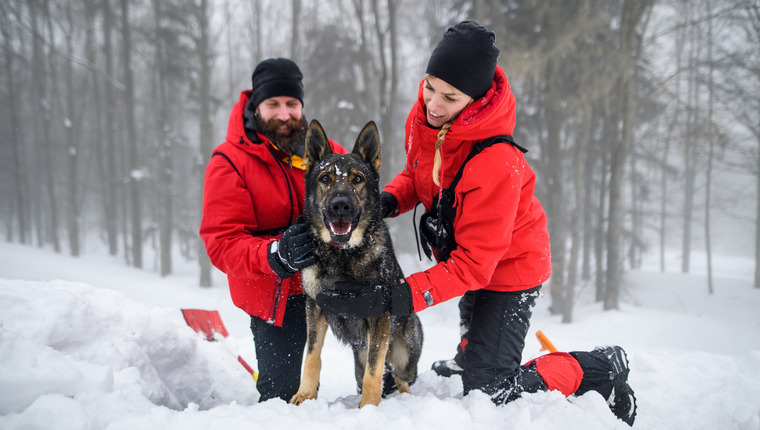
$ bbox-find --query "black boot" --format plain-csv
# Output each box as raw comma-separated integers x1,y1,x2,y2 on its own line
487,363,547,405
431,358,464,377
572,346,637,426
594,346,637,426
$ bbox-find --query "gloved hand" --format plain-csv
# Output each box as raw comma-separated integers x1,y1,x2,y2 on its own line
315,280,414,318
379,192,398,218
268,221,318,278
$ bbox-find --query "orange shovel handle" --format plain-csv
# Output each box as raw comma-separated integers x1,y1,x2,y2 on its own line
536,330,558,353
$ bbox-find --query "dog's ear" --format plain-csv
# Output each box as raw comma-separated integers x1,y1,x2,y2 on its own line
304,119,333,172
353,121,381,173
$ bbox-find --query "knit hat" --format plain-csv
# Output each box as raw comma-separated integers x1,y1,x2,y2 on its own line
425,21,499,100
250,58,304,109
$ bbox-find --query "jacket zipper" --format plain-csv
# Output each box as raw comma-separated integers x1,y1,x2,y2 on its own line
265,142,296,323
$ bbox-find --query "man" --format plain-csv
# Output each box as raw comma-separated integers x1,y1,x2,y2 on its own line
200,58,345,402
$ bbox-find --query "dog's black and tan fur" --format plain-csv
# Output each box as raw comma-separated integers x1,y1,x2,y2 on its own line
289,120,423,408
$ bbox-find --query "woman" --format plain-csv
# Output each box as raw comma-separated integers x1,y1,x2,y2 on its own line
316,22,636,425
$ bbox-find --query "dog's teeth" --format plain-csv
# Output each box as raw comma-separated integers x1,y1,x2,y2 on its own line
329,221,352,235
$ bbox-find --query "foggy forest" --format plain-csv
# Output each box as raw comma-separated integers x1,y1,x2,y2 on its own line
1,0,759,323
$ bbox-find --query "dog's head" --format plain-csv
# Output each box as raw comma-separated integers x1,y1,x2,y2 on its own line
304,120,382,248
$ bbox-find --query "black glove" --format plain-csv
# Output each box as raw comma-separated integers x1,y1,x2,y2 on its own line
380,192,398,218
315,280,414,318
268,221,318,278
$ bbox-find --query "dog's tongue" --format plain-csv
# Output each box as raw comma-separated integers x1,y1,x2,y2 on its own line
329,219,352,236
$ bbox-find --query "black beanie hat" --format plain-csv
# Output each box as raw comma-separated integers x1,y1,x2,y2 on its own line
425,21,499,100
250,58,305,109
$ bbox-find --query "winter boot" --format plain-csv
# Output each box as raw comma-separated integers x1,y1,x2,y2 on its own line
487,363,548,405
594,345,637,426
382,366,399,397
431,359,464,377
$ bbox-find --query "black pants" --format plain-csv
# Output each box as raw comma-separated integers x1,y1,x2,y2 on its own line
455,288,618,404
250,294,307,402
456,287,547,402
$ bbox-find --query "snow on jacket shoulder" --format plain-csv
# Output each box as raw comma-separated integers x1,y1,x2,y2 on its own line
384,67,551,312
199,90,346,326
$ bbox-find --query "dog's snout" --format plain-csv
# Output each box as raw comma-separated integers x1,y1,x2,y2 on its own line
330,195,352,217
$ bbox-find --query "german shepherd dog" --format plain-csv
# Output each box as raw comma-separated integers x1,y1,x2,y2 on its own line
289,120,423,408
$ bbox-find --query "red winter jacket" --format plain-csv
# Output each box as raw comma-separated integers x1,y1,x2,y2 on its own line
200,90,345,326
384,67,552,313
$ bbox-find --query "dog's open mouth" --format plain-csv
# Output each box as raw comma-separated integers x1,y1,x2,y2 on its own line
324,212,361,244
329,219,353,236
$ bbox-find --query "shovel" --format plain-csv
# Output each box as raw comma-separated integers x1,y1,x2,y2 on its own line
181,308,259,381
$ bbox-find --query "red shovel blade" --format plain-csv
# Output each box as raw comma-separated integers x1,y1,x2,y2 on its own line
181,309,229,341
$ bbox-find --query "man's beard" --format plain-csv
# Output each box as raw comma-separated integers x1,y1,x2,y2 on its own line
257,115,308,156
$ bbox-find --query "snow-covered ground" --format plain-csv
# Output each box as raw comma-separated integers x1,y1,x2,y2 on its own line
1,242,758,429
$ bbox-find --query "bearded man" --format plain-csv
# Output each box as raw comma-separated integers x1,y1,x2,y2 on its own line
200,58,346,402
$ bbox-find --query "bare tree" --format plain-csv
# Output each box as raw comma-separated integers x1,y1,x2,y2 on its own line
194,0,214,287
101,0,120,256
605,0,653,310
719,0,760,288
62,1,82,257
1,1,29,245
120,0,142,268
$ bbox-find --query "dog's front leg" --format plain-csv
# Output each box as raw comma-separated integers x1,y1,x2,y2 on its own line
290,298,328,405
359,315,392,407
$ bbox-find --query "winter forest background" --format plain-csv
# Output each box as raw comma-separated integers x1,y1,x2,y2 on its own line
1,0,759,322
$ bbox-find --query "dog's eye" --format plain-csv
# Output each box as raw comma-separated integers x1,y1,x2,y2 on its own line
319,173,331,183
352,175,364,184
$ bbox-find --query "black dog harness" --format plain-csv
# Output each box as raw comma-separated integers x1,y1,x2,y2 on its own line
415,135,528,261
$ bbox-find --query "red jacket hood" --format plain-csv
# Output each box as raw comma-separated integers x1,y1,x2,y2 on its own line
225,90,283,164
410,66,516,144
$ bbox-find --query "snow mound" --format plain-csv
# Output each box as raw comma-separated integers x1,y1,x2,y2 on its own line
0,280,256,420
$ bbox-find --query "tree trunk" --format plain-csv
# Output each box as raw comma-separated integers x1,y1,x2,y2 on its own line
605,0,651,310
605,86,626,310
120,0,142,268
564,102,591,323
756,159,760,289
64,3,81,257
545,57,566,315
102,0,119,256
197,0,214,287
152,0,172,276
681,1,699,274
29,0,46,248
595,134,609,303
290,0,301,59
1,5,28,245
372,0,401,182
705,3,715,294
42,0,61,253
582,121,596,282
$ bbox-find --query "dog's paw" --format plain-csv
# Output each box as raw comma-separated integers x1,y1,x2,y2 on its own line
290,390,318,405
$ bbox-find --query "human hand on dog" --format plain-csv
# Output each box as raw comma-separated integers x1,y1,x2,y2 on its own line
316,280,414,318
380,192,398,218
268,219,318,279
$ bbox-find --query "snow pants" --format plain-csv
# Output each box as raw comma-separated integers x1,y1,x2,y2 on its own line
453,287,610,404
457,287,548,401
250,294,307,402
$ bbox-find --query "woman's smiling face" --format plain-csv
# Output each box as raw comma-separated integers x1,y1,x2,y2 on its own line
422,75,473,128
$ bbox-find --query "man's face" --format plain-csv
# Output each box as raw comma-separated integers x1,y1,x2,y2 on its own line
256,96,306,153
256,96,303,132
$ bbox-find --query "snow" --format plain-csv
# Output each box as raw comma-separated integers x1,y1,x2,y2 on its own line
1,242,759,429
